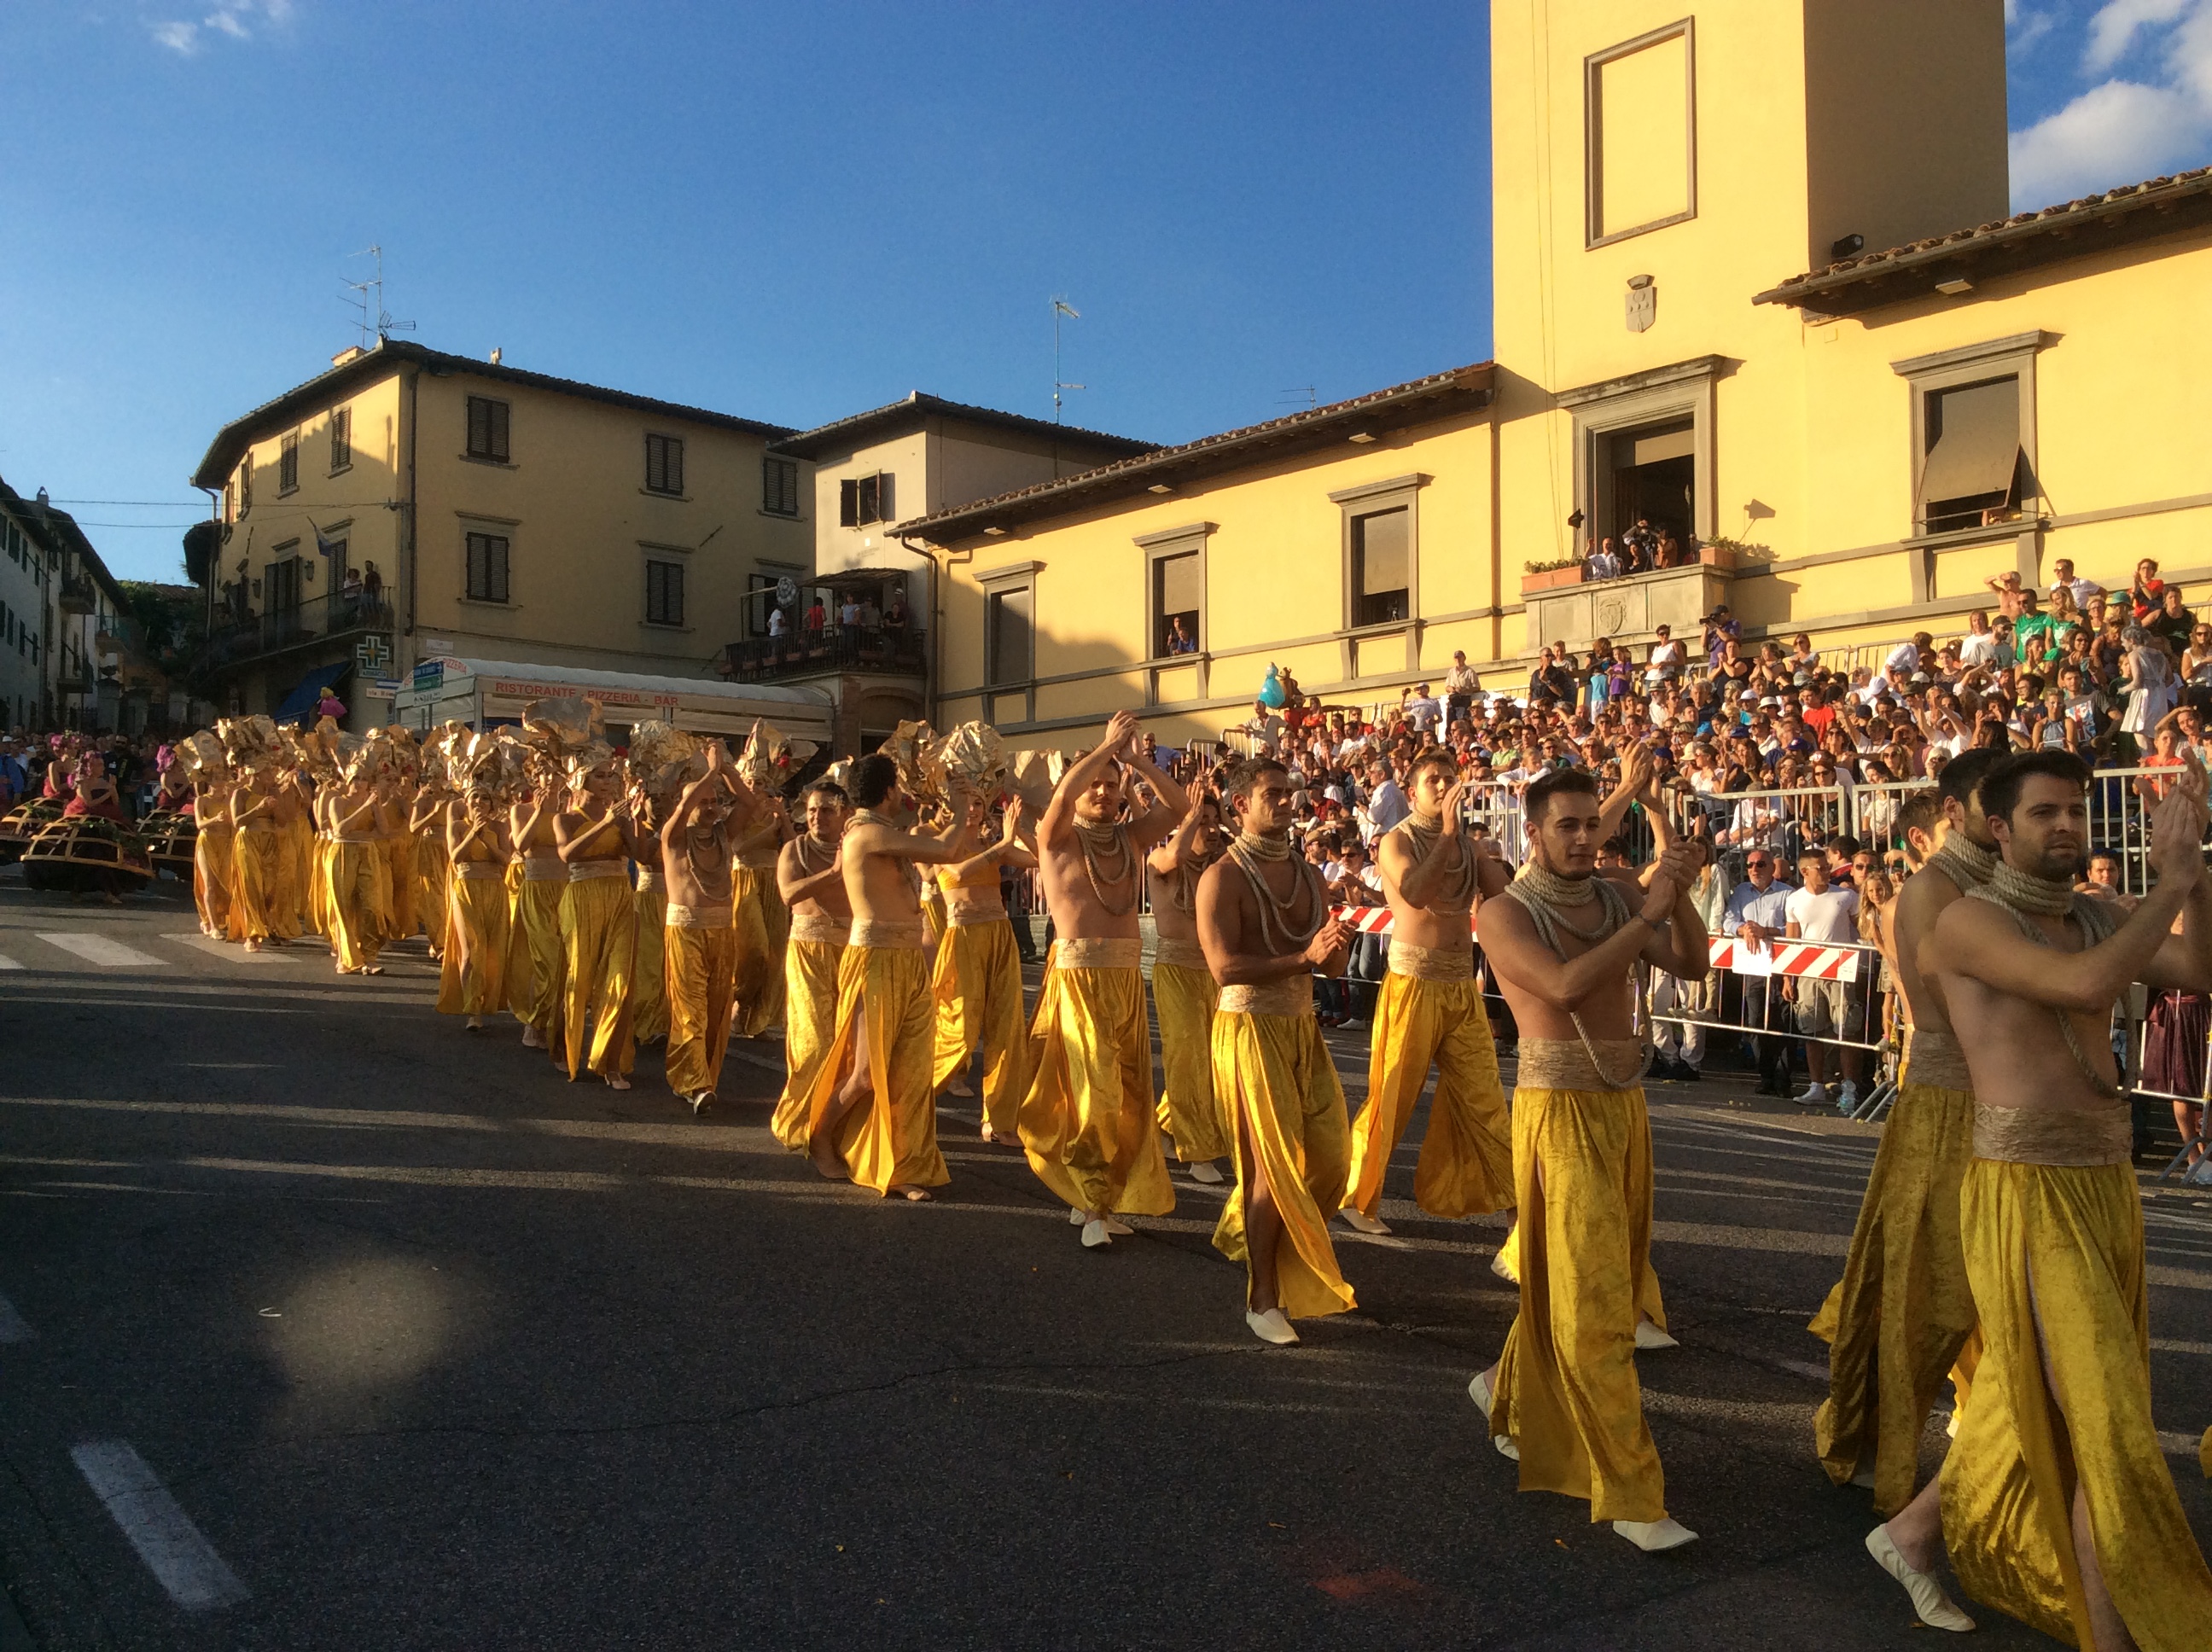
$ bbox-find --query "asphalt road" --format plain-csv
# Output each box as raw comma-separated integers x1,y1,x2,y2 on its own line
2,870,2209,1650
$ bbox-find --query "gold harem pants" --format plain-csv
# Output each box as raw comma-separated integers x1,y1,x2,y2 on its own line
771,937,847,1149
285,814,317,934
382,833,419,942
327,841,390,972
1344,969,1511,1219
230,829,288,943
560,875,637,1081
1941,1158,2212,1649
1210,999,1354,1320
800,944,946,1194
931,916,1031,1137
193,823,233,938
1809,1077,1981,1516
416,839,449,955
437,872,510,1015
1151,956,1226,1163
663,916,738,1100
632,883,670,1045
731,864,789,1037
513,870,567,1041
1490,1083,1669,1525
1017,949,1174,1217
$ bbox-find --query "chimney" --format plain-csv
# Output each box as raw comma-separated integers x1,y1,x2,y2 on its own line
331,346,365,368
490,347,503,364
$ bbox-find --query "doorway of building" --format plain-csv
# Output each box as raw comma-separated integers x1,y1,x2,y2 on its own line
1607,419,1695,552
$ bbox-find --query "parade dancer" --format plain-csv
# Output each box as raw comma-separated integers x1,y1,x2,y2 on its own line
1870,751,2212,1646
630,767,672,1051
1341,749,1511,1233
553,750,647,1088
1147,790,1228,1183
410,780,451,961
228,765,292,951
928,794,1035,1139
327,755,391,975
1198,755,1354,1343
659,744,754,1114
1811,748,2004,1520
794,755,971,1199
771,781,853,1148
730,799,794,1038
509,769,568,1050
437,773,512,1030
192,771,236,939
1470,768,1706,1552
1017,712,1189,1249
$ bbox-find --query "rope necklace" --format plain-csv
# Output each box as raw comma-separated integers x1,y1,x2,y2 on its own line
1074,817,1138,916
1501,858,1650,1089
1167,844,1220,915
1928,833,1997,892
1227,831,1327,952
793,831,839,875
1968,861,2123,1097
1395,808,1480,909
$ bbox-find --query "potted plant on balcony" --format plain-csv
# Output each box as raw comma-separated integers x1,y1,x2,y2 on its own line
1690,536,1752,570
1522,556,1586,594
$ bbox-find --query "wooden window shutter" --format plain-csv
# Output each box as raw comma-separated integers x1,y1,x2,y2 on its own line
840,479,860,526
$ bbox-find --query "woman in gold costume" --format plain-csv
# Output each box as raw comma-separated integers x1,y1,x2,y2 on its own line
729,798,793,1037
928,794,1034,1138
553,750,646,1086
509,768,568,1050
438,771,513,1029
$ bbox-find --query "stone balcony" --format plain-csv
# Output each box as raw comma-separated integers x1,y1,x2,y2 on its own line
1522,558,1735,651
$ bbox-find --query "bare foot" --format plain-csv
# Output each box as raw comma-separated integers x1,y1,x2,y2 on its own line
809,1139,847,1180
894,1184,934,1202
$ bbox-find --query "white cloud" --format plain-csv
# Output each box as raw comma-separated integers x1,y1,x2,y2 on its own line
2085,0,2192,73
2011,0,2212,206
2009,7,2059,54
146,1,295,55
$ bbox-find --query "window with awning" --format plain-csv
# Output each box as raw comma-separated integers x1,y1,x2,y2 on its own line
1918,377,2022,532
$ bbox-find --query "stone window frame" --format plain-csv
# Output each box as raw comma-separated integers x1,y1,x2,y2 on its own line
1891,332,2051,573
979,559,1043,724
1136,521,1211,660
1584,17,1698,249
1330,474,1429,681
1557,355,1720,553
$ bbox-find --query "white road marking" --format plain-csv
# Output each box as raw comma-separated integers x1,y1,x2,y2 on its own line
35,934,165,968
0,1292,32,1343
0,954,21,970
70,1440,248,1610
161,934,292,963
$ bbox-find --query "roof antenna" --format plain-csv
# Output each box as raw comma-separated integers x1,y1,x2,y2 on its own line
1051,297,1084,422
342,245,416,350
1278,387,1318,409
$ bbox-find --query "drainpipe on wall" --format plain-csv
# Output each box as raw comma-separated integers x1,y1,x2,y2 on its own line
399,363,420,679
899,534,940,729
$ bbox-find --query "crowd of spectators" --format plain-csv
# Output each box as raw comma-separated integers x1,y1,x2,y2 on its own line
0,732,178,819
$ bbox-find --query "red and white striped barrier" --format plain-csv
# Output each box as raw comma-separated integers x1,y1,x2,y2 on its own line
1707,937,1861,982
1326,905,1863,983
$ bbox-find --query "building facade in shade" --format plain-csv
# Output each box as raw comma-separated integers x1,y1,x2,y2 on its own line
895,0,2212,747
730,393,1152,753
0,485,54,730
0,479,165,735
189,341,813,730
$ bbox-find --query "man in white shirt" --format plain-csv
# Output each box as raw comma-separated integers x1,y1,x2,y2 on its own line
1244,701,1284,754
1364,758,1411,835
1883,633,1930,678
1725,850,1796,1096
1586,539,1621,581
1404,683,1443,735
838,594,862,628
766,605,788,640
1784,851,1864,1110
1445,652,1481,726
2047,557,2104,609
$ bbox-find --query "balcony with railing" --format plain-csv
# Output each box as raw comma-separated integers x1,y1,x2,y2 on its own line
195,590,393,672
716,623,926,684
58,571,96,614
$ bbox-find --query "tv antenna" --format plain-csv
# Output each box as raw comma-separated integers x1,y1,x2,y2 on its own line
1278,387,1318,410
342,244,416,350
1051,297,1085,422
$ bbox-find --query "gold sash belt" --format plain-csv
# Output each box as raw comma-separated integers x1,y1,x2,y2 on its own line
736,852,781,872
789,912,851,946
521,858,568,881
1515,1037,1647,1092
946,899,1007,928
1152,936,1208,971
568,858,629,881
1056,937,1144,970
453,862,505,881
851,917,927,950
1903,1027,1973,1092
335,835,381,846
1388,939,1475,982
635,867,663,892
1974,1103,2132,1166
1219,977,1313,1017
666,904,733,930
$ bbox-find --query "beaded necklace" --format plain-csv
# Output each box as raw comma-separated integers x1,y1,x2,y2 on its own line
1073,817,1138,916
1968,859,2122,1097
1395,808,1481,909
1500,858,1649,1089
1227,830,1327,952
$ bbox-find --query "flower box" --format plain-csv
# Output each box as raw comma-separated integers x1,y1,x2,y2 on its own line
1521,565,1586,594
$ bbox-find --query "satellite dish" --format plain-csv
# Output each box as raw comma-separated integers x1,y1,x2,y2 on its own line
775,577,799,608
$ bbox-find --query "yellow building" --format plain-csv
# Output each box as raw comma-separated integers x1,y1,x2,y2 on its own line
898,0,2212,745
190,340,813,729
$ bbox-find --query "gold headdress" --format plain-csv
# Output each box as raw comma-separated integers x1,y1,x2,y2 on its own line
1007,747,1068,812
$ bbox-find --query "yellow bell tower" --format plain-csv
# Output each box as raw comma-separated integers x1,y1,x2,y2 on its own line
1489,0,2009,564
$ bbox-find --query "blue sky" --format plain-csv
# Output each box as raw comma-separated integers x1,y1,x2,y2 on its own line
0,1,2203,582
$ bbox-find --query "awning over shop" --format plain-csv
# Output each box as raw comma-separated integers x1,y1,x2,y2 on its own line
274,661,352,727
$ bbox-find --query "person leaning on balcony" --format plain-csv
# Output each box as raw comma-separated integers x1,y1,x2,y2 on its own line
1584,538,1621,581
